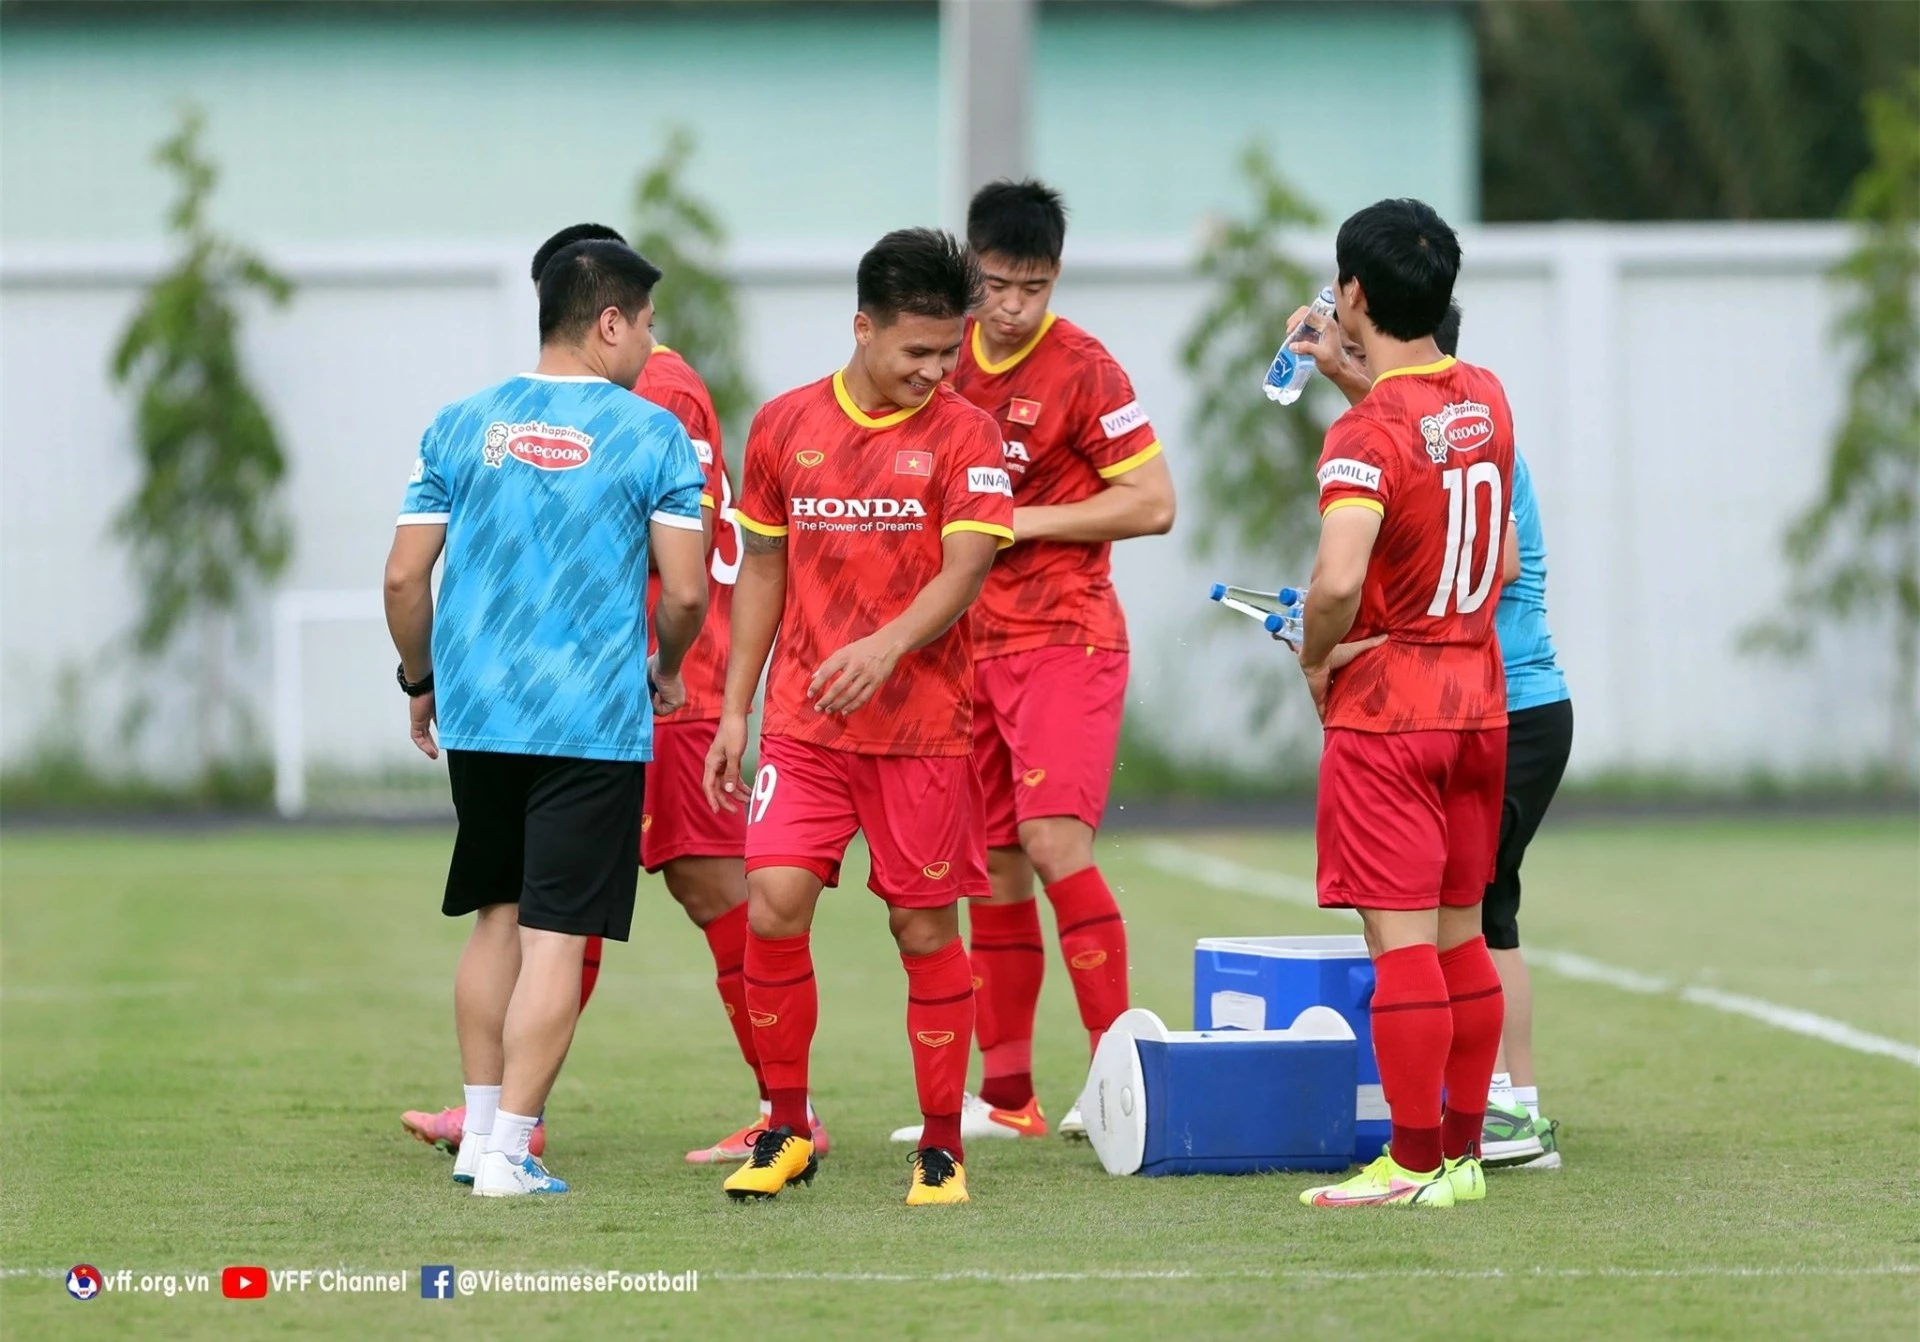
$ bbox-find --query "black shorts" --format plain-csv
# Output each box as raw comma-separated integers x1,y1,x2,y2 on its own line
443,750,645,940
1482,698,1573,950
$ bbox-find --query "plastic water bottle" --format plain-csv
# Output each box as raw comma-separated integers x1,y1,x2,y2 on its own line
1261,287,1337,405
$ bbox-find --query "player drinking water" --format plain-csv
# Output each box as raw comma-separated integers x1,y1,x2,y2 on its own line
890,180,1177,1145
1289,299,1572,1171
705,228,1012,1206
1288,199,1515,1209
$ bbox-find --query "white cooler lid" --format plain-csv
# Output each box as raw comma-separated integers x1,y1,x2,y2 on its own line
1081,1008,1166,1176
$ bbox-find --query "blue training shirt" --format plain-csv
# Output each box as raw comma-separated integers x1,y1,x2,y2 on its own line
397,373,705,762
1498,450,1570,712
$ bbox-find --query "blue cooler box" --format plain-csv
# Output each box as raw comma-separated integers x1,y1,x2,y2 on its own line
1193,935,1388,1161
1084,1007,1356,1176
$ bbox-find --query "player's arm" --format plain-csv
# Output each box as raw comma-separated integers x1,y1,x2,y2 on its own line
650,519,707,685
384,521,445,759
808,529,1001,716
1502,518,1521,583
705,528,784,812
1299,504,1383,721
1012,451,1176,543
706,409,786,811
387,428,450,759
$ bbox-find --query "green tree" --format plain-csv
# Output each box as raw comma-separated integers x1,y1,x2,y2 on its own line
1179,144,1332,570
1746,73,1920,784
111,108,293,776
631,127,755,448
1480,0,1919,222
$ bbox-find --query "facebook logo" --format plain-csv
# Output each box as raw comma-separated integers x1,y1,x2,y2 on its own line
421,1266,455,1300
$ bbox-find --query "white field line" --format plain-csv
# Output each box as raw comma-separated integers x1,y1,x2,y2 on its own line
6,1265,1914,1285
1138,842,1920,1069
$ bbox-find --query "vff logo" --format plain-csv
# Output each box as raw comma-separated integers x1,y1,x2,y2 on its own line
66,1265,103,1300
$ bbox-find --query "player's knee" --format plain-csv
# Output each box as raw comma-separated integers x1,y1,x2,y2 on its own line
665,858,746,927
1018,819,1094,884
889,904,961,956
986,845,1037,903
745,872,817,940
471,903,520,939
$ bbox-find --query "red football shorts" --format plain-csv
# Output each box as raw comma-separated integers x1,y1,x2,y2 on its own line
1316,726,1508,911
973,645,1129,849
641,718,746,873
744,734,988,908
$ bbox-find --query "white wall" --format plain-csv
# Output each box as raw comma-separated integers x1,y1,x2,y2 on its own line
0,225,1896,792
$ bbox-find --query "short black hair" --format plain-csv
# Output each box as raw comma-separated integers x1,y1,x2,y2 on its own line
537,240,662,344
1435,300,1463,357
967,179,1067,265
856,228,983,325
530,223,626,285
1335,198,1461,341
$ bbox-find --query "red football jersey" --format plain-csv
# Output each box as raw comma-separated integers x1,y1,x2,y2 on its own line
734,373,1014,756
636,346,735,721
1315,356,1516,734
949,314,1162,659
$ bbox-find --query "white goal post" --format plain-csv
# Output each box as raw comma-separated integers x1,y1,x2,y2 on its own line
272,588,387,817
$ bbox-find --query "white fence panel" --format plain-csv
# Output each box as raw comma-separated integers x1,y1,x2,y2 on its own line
0,225,1893,792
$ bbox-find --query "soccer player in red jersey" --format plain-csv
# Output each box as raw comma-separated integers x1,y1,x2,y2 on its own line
888,181,1175,1145
1291,199,1515,1209
703,229,1013,1206
402,225,828,1166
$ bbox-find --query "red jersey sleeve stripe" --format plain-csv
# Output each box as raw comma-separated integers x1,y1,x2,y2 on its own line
1322,497,1384,518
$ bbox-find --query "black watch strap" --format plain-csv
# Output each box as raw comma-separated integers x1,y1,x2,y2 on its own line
396,663,435,698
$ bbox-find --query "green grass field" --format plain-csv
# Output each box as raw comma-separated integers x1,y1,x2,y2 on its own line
2,817,1915,1339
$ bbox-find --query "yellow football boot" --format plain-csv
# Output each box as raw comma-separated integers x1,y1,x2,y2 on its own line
723,1127,817,1201
905,1147,969,1206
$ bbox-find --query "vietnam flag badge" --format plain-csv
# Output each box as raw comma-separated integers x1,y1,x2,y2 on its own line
895,450,933,477
1008,398,1043,426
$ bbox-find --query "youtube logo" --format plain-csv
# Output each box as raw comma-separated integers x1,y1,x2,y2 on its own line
221,1266,269,1299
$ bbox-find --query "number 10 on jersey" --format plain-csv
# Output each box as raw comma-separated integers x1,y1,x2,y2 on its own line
1428,462,1504,617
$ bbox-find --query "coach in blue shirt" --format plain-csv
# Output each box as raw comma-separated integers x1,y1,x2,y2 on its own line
383,240,709,1198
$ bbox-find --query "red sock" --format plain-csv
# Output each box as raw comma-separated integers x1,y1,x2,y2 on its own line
1439,935,1506,1161
968,900,1045,1109
903,937,975,1164
702,903,767,1102
1045,867,1129,1054
579,936,603,1012
1370,943,1452,1175
744,931,816,1133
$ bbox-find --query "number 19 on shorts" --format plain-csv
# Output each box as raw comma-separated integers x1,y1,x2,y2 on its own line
1428,462,1504,617
747,764,778,825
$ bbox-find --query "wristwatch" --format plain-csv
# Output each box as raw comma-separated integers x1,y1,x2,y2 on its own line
396,663,435,698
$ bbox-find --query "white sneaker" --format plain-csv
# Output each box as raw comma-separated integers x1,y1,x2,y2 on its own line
887,1092,1045,1143
1058,1101,1088,1140
472,1150,569,1197
452,1133,487,1186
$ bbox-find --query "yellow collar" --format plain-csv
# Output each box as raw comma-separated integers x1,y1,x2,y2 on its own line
832,368,929,429
971,311,1058,376
1370,354,1457,386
